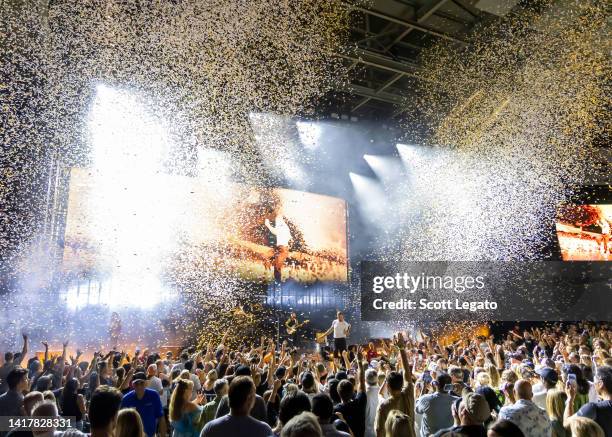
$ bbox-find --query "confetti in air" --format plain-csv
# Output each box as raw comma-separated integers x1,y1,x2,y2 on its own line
1,0,356,348
383,0,610,262
363,0,610,324
0,0,609,344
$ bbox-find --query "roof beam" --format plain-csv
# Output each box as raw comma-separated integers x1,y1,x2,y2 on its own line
342,45,431,112
417,0,450,21
382,0,449,53
352,73,405,112
350,27,424,51
340,1,466,45
340,47,422,77
451,0,481,17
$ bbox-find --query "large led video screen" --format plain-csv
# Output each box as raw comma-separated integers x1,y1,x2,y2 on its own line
62,168,348,283
556,204,611,261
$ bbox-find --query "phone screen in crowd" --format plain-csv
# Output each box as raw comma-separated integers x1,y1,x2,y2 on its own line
444,384,454,392
567,373,577,385
422,370,432,383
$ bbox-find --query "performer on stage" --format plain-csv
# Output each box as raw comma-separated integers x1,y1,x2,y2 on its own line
322,311,351,359
285,312,299,346
265,212,292,283
598,216,610,255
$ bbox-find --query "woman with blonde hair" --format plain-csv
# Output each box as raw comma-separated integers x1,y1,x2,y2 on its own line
487,364,500,388
568,416,605,437
500,369,518,406
545,389,570,437
384,409,415,437
169,378,203,437
202,368,217,397
116,408,145,437
476,372,492,388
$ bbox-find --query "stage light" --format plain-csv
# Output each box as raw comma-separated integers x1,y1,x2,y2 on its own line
296,120,321,150
349,172,388,227
363,154,404,185
86,84,176,309
396,143,415,160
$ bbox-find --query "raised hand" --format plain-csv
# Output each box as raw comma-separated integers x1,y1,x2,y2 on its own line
41,341,48,349
63,340,69,348
273,379,282,391
565,380,576,399
394,332,406,349
335,412,348,424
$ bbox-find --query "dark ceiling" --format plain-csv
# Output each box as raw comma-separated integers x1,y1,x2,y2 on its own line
324,0,519,121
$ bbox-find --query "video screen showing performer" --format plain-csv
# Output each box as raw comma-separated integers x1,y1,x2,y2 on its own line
556,204,612,261
61,168,348,283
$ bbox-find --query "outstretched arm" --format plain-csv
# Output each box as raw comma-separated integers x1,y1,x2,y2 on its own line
42,341,49,363
16,334,28,365
394,333,411,384
357,346,365,393
324,321,335,337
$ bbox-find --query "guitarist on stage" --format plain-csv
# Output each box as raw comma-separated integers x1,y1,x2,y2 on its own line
285,312,309,347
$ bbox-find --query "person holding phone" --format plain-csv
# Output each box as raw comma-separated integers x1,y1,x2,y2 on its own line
562,365,593,412
564,365,612,437
415,372,459,437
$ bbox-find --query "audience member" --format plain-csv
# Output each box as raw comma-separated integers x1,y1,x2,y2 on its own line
116,408,146,437
201,376,273,437
0,322,610,437
498,379,551,437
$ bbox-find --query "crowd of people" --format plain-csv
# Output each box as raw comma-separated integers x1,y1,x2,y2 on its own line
0,319,611,437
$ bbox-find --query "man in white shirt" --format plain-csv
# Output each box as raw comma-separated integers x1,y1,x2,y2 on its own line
364,369,380,437
323,311,351,359
265,213,292,283
185,360,202,401
146,363,163,395
498,379,551,437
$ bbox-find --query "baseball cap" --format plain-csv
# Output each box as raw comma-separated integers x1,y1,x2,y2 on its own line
462,392,491,423
132,372,147,383
536,367,559,385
